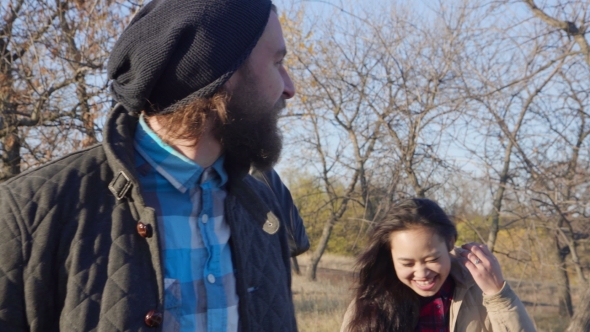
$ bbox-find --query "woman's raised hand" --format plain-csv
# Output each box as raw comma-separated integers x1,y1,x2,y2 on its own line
458,243,505,295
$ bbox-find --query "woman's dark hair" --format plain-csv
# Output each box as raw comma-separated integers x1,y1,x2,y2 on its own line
345,198,457,332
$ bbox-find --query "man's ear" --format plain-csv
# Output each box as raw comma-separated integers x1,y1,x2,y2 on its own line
224,71,240,93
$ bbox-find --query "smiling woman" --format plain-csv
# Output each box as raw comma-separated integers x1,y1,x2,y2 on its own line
390,226,453,298
340,198,536,332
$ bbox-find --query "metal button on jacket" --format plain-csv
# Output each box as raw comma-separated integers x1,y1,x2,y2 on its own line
137,221,153,238
144,309,163,327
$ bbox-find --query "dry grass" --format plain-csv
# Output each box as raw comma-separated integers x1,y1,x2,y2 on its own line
292,273,351,332
293,253,354,332
293,254,577,332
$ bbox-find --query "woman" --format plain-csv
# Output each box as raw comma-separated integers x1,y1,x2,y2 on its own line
340,198,536,332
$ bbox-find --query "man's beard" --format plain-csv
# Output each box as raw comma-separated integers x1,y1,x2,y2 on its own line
219,87,284,172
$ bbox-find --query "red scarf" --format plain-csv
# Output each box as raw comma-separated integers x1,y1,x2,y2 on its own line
415,276,455,332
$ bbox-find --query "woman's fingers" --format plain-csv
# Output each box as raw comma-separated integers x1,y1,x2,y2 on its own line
472,244,497,264
460,250,480,265
478,243,494,257
463,243,489,257
462,243,498,266
469,246,490,266
459,242,505,295
459,246,487,267
458,255,478,274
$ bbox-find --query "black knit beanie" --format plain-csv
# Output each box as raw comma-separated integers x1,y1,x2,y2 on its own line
107,0,272,115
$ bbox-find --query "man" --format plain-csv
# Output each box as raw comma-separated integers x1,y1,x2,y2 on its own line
0,0,299,331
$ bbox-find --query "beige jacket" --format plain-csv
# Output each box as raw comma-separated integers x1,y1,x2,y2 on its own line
341,252,536,331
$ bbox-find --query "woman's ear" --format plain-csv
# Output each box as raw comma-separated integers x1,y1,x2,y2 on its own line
448,237,456,251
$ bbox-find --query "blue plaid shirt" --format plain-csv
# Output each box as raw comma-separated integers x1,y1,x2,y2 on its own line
134,115,239,332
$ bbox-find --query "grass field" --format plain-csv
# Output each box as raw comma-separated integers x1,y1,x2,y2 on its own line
293,254,576,332
292,254,354,332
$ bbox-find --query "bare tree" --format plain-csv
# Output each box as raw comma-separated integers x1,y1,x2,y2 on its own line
476,1,590,322
279,0,590,327
567,286,590,332
284,0,477,280
283,5,385,280
522,0,590,67
364,1,470,200
0,0,141,181
520,61,590,318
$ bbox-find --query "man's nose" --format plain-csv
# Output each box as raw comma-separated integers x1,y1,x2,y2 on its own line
282,67,295,99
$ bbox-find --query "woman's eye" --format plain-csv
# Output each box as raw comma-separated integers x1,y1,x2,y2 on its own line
402,263,413,267
427,258,439,263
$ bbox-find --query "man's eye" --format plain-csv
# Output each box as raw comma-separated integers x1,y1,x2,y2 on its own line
427,258,439,263
402,263,413,267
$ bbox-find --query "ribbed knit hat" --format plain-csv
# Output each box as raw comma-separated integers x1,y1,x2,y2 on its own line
107,0,272,115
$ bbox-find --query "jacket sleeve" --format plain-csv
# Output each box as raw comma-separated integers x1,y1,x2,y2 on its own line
483,282,537,332
0,186,28,331
250,168,310,257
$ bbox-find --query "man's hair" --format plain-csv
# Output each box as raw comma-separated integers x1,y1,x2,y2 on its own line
145,91,229,146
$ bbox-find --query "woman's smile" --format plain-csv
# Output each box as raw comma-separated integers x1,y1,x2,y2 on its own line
390,227,452,297
413,276,438,291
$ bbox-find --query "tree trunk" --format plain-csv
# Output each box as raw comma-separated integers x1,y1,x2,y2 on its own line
554,236,574,317
487,186,505,252
406,163,426,198
1,129,21,179
566,285,590,332
76,77,97,147
487,141,512,251
305,220,335,281
291,256,301,275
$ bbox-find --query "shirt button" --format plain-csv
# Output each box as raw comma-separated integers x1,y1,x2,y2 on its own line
207,274,216,284
202,214,209,224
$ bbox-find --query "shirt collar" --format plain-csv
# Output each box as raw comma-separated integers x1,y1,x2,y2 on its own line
134,114,227,193
209,155,228,187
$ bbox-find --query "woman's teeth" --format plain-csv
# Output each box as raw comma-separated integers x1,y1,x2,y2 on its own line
415,279,434,286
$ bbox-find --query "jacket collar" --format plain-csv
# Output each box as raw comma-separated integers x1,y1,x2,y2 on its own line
104,104,145,201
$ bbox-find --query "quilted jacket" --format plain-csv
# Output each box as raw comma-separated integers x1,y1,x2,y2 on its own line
250,168,310,257
0,105,297,331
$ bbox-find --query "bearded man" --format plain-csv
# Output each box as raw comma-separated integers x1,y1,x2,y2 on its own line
0,0,299,331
